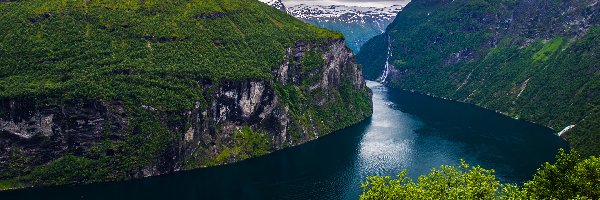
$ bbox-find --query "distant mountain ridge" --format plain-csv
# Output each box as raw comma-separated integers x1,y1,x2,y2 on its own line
288,4,402,52
259,0,286,11
260,0,403,52
287,4,401,24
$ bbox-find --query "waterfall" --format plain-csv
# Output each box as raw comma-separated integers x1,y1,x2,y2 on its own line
377,34,392,84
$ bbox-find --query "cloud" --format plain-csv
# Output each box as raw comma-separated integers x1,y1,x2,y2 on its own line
282,0,411,7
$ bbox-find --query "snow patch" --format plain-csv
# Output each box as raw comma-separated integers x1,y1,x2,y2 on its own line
259,0,286,11
287,4,403,25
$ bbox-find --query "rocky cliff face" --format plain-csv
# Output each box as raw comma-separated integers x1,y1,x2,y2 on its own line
0,39,371,189
358,0,599,156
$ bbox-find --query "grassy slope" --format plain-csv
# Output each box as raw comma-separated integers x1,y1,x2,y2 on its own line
358,0,600,156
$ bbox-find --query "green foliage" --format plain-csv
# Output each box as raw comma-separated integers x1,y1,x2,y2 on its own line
213,147,232,165
275,76,372,142
360,149,600,199
0,178,22,191
312,79,373,133
28,155,100,186
203,126,274,166
275,84,306,114
524,149,600,199
360,161,501,200
118,110,173,172
231,126,272,160
0,149,33,179
302,49,325,73
531,38,565,62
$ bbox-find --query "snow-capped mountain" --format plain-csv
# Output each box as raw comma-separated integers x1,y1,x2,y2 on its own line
259,0,403,53
287,4,402,52
259,0,286,12
287,4,401,25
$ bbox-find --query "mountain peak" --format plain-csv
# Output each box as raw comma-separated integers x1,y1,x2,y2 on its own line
259,1,403,52
287,4,402,24
259,0,287,12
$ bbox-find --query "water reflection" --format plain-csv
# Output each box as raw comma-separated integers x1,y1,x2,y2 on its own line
358,82,418,177
0,81,567,200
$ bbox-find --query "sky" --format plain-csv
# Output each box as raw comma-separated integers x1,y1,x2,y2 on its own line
282,0,411,7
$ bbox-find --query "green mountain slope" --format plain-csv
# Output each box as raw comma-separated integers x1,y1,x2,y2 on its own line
358,0,599,156
0,0,372,189
0,0,341,104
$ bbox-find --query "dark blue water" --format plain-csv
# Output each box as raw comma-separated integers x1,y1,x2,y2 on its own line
0,81,568,200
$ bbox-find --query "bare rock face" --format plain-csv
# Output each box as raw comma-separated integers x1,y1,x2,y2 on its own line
178,39,370,169
1,114,53,139
0,39,372,184
238,82,266,118
0,101,128,176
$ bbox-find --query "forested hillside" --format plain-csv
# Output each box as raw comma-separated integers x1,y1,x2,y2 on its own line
358,0,600,156
0,0,372,189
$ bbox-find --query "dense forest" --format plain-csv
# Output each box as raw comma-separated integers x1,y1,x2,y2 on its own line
358,0,600,156
361,149,600,199
0,0,340,106
0,0,372,189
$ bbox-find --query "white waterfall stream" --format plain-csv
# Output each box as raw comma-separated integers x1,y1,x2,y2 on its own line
377,34,392,83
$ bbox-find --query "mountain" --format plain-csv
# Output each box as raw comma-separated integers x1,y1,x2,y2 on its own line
259,0,286,11
287,4,401,24
358,0,600,156
0,0,372,189
260,0,402,53
287,4,403,53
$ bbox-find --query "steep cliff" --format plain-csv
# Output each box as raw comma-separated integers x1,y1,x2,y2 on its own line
358,0,599,156
0,0,372,189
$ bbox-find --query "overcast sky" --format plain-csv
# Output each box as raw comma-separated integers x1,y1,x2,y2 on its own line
282,0,411,7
